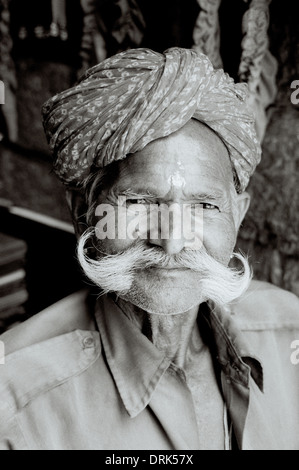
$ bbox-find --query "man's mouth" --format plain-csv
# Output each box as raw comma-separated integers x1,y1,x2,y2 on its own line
147,266,190,271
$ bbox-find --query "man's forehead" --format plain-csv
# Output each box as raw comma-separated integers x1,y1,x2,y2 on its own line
112,120,234,193
135,119,230,158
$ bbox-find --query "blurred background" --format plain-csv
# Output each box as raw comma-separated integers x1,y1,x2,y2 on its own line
0,0,298,332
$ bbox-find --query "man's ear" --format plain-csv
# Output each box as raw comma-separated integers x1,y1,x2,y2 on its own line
65,189,88,238
234,191,251,231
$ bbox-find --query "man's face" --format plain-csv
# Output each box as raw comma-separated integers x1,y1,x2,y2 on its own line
91,120,248,314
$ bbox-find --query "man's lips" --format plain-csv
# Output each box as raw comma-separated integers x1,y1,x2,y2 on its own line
147,266,190,271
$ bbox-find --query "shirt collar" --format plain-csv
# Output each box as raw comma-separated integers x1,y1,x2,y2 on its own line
94,295,171,418
94,295,263,418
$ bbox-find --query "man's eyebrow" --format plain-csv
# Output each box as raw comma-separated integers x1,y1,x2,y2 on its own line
108,187,158,198
186,190,226,200
107,187,227,200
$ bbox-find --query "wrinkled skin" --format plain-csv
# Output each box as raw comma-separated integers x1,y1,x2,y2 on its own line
96,119,250,320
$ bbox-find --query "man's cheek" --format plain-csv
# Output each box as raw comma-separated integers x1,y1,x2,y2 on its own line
202,218,237,265
95,202,145,242
96,237,133,255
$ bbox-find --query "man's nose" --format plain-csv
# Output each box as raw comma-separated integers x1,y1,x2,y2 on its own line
146,203,204,254
149,237,186,255
147,209,186,255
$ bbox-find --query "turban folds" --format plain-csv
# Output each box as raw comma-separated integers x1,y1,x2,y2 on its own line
42,47,261,192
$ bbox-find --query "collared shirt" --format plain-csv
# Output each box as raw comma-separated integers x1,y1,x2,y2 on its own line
0,280,299,450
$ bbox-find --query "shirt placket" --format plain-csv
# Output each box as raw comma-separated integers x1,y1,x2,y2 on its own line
148,364,200,450
203,305,255,449
220,364,250,449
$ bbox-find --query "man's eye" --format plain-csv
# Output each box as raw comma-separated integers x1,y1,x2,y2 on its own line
126,198,148,206
201,202,219,210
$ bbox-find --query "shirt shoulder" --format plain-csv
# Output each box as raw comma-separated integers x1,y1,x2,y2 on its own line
232,280,299,331
0,289,94,355
0,290,101,416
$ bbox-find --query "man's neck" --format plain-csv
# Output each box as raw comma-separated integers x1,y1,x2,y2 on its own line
115,297,204,368
147,307,204,368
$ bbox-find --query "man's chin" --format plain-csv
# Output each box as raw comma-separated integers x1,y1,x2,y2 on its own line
118,269,205,314
117,278,206,315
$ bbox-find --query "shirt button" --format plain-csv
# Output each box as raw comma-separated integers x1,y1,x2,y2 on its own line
83,336,95,348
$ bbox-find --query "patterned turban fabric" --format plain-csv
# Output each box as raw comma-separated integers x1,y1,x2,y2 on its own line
42,47,261,193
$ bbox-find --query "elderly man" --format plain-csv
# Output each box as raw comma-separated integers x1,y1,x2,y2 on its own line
1,48,299,451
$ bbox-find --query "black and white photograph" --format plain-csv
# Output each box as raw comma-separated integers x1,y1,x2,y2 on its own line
0,0,299,452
